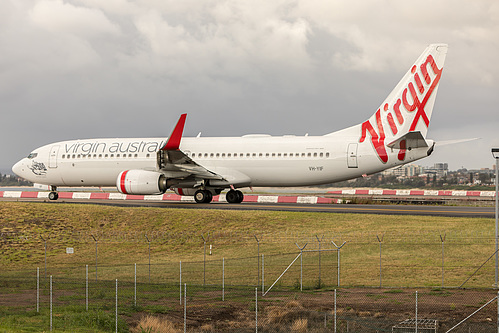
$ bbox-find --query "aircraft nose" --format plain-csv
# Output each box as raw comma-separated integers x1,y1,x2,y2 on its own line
12,159,25,177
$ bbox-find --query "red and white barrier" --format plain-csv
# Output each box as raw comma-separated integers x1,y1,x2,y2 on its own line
0,191,340,204
0,188,495,204
327,189,496,198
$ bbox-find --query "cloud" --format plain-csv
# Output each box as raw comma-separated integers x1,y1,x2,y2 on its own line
1,0,498,171
30,0,120,38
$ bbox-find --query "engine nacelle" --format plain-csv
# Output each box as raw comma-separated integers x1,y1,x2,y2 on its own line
117,170,168,195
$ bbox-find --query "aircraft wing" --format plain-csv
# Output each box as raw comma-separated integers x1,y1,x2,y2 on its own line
161,149,225,180
159,114,225,181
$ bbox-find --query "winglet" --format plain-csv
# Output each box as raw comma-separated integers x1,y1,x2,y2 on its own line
161,114,187,151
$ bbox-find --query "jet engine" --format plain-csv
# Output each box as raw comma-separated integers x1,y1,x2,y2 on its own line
117,170,168,195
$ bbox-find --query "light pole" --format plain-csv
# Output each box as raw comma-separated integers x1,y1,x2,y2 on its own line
492,148,499,289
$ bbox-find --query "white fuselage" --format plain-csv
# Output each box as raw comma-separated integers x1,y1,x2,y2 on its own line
12,124,431,189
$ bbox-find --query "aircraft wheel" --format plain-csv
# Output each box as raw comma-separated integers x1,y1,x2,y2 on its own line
226,190,239,203
194,190,213,203
235,190,244,203
204,190,213,203
48,192,59,201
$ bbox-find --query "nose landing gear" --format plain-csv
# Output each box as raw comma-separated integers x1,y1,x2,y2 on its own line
48,186,59,201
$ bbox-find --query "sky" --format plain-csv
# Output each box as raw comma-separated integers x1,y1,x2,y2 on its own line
1,0,499,173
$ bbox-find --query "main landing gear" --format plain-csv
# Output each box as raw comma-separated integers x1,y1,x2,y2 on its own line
48,186,59,201
226,189,244,204
194,190,213,203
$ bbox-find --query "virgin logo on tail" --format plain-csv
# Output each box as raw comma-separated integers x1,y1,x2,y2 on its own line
359,53,443,163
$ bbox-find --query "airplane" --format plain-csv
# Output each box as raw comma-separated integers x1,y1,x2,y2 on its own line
12,43,448,204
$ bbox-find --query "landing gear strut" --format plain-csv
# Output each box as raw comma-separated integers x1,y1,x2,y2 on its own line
226,189,244,203
194,190,213,203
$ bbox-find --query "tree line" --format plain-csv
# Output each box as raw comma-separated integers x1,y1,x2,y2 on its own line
0,173,32,186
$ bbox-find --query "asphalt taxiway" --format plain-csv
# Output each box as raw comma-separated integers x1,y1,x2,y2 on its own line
1,197,494,218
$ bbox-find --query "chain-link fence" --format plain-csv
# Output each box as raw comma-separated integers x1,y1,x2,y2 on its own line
2,270,499,332
3,230,499,331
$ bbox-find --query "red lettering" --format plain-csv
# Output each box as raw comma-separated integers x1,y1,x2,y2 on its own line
409,54,442,131
412,65,424,94
393,100,404,124
360,110,388,163
402,83,420,112
387,113,397,135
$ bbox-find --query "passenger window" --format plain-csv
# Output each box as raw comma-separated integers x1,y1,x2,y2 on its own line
326,152,330,158
283,153,287,157
99,154,102,158
146,154,150,158
105,154,108,158
210,153,214,157
272,153,275,157
314,153,317,157
110,154,114,158
228,153,231,157
320,152,323,157
307,153,311,157
216,153,220,157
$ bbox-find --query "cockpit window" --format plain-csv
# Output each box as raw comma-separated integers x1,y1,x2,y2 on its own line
27,153,38,159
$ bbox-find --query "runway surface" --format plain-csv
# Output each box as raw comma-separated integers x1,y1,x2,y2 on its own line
1,197,494,218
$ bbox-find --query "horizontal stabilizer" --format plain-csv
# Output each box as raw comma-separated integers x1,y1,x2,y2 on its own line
387,131,428,149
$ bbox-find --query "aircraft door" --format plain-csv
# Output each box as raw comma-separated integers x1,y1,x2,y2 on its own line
49,145,59,168
347,143,358,168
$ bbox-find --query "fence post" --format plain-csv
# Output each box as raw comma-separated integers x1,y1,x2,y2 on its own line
145,234,151,283
255,235,260,288
440,233,446,288
262,254,264,295
331,240,346,287
180,261,182,305
50,275,52,332
334,289,337,333
497,291,498,333
416,290,418,333
36,267,39,313
295,243,308,291
91,235,98,281
41,236,47,278
134,263,137,307
316,235,324,288
115,279,118,333
222,258,225,301
202,234,208,286
85,265,88,311
255,287,258,333
376,234,384,288
184,284,187,333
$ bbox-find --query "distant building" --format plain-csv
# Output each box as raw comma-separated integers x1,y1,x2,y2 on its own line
424,163,448,177
382,164,424,177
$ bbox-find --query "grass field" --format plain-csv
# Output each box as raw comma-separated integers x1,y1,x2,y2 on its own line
0,201,496,287
1,201,498,332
